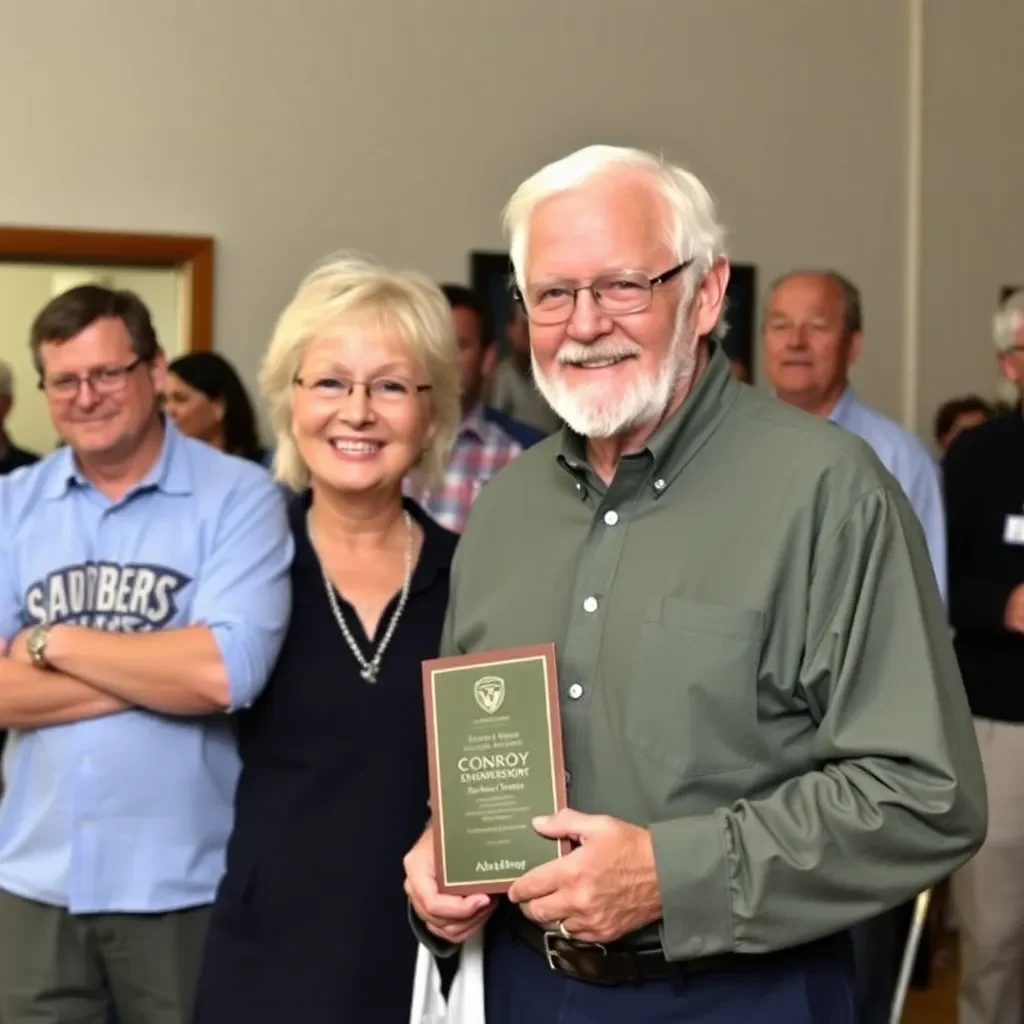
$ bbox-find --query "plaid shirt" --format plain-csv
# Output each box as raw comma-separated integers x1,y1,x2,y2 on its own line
406,405,524,533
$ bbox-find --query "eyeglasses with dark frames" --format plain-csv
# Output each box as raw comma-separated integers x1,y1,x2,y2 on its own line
515,260,693,326
39,357,145,399
292,374,433,404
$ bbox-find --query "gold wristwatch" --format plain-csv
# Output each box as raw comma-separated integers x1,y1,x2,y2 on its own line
26,624,52,669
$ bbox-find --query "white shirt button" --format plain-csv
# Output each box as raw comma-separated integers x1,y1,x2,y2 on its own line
583,596,598,613
568,683,584,700
603,510,619,526
654,478,666,491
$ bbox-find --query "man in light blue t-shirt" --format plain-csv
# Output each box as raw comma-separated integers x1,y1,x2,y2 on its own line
763,269,946,1024
0,284,293,1024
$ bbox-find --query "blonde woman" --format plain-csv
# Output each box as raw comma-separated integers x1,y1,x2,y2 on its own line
192,254,461,1023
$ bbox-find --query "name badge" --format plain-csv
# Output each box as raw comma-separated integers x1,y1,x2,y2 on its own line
1004,515,1024,545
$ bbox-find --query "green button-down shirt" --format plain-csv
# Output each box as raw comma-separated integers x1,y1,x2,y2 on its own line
438,345,985,961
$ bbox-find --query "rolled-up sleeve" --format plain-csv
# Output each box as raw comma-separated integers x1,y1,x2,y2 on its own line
652,485,986,959
189,472,293,711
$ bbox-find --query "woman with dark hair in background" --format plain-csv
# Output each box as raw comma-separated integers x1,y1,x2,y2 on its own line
934,394,992,454
163,352,269,464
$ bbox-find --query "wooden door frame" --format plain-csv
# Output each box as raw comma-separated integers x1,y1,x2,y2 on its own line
0,226,214,351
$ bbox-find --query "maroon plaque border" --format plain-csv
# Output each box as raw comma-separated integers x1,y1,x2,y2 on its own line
422,642,570,895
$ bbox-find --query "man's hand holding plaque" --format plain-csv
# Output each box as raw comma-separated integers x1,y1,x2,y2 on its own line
507,809,663,944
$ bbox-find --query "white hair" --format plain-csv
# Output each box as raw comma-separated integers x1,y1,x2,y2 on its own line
502,145,728,300
994,289,1024,353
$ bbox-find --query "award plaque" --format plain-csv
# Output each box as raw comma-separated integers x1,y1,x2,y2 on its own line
422,643,569,894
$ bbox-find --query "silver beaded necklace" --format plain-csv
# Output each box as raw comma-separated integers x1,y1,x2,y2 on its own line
306,509,414,684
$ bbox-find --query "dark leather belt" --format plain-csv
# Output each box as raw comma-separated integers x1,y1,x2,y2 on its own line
512,915,739,986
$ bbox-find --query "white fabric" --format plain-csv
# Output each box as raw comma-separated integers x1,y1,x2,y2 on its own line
409,933,486,1024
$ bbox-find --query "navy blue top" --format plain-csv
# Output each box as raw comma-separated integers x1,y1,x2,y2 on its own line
944,410,1024,723
193,493,458,1024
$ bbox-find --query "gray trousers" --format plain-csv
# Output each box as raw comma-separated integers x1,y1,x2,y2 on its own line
952,718,1024,1024
0,887,211,1024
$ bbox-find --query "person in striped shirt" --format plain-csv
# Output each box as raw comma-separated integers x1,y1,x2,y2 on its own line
405,284,542,532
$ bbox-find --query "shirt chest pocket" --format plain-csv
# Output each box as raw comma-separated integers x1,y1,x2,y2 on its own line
625,597,763,779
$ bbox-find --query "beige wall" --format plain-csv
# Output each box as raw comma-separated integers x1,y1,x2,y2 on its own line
0,0,1019,444
918,0,1024,436
110,268,183,355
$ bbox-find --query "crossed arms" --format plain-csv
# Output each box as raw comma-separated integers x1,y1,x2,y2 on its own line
0,476,293,728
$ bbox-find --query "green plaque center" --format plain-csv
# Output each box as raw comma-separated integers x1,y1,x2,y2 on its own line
423,645,568,894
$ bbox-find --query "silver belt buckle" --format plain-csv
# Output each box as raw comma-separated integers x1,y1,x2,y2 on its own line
542,929,562,971
541,929,608,973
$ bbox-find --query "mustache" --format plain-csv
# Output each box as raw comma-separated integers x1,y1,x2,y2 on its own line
555,340,643,366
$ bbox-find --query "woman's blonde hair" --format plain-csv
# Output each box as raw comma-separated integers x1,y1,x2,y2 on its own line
259,252,461,493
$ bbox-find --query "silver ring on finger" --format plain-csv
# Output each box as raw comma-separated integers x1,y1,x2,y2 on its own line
558,919,572,941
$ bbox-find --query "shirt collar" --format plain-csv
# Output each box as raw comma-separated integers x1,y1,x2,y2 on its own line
44,416,193,501
556,341,740,498
826,385,856,426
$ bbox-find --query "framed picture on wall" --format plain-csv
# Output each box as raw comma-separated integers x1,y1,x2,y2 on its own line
469,250,758,379
470,251,516,353
718,263,757,383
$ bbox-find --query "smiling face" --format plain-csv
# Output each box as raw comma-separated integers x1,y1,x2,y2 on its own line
523,172,724,441
762,274,860,417
39,315,165,462
291,316,437,498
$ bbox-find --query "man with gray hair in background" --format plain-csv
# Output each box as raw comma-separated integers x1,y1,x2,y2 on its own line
942,289,1024,1024
761,269,947,1024
761,270,945,593
0,359,40,475
404,144,985,1023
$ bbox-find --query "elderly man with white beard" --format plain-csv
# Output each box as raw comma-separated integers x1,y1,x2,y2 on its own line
403,145,985,1024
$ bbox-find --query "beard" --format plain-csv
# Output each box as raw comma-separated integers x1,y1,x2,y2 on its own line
531,302,697,439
